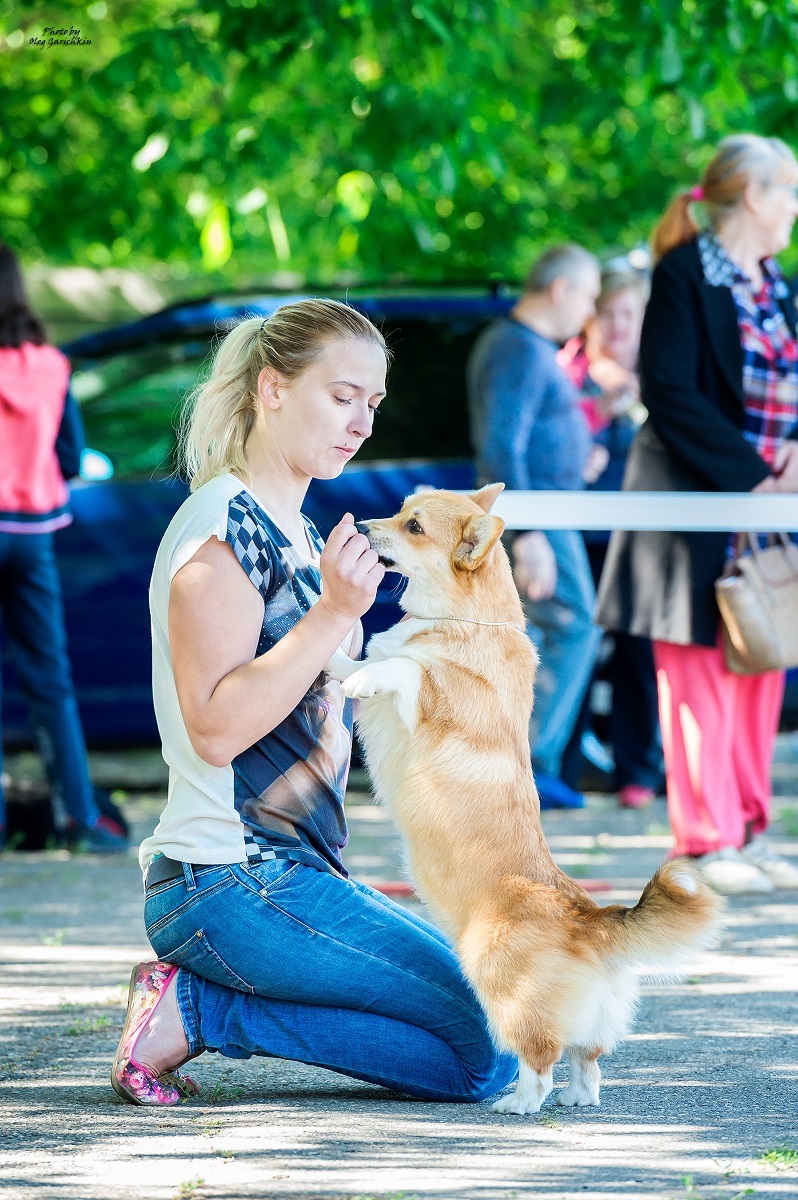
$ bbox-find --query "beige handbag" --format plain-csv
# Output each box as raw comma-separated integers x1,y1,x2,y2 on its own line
715,532,798,674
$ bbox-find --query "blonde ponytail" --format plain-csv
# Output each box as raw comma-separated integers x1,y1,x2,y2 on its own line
180,299,388,491
651,192,700,264
651,133,798,264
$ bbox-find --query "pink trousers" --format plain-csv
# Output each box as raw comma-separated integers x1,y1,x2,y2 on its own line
653,638,785,858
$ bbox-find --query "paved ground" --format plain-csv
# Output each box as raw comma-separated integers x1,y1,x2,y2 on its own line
1,742,798,1200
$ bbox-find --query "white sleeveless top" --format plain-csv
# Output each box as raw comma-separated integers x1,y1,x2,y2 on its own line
139,473,361,876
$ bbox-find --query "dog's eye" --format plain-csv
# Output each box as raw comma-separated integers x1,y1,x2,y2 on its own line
406,519,424,535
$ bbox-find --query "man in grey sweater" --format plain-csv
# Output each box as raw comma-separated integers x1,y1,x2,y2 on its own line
467,244,602,808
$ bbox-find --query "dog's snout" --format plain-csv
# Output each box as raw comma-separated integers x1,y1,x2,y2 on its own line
355,521,370,536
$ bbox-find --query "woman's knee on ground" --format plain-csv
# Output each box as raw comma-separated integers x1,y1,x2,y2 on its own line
460,1045,518,1102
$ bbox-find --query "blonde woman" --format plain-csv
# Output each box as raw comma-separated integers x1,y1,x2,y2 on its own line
598,134,798,895
110,300,516,1107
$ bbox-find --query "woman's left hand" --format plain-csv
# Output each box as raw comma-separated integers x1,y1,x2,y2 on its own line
582,443,610,484
772,440,798,492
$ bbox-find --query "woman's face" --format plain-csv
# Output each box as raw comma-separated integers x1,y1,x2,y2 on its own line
749,168,798,257
260,337,387,479
596,287,645,365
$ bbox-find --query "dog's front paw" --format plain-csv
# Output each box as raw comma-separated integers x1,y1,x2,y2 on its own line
324,648,359,682
491,1089,542,1116
556,1083,600,1108
341,667,385,700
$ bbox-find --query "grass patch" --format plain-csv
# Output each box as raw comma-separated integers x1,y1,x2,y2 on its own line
670,1175,755,1199
40,930,66,946
175,1179,204,1199
776,806,798,836
349,1194,411,1200
192,1116,225,1137
67,1014,112,1036
206,1079,243,1105
758,1144,798,1168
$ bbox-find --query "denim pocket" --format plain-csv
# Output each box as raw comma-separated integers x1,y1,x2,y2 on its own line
237,859,305,895
143,876,185,900
231,860,321,937
150,927,254,994
145,868,235,940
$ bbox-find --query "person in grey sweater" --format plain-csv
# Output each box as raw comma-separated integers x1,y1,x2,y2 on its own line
467,244,602,808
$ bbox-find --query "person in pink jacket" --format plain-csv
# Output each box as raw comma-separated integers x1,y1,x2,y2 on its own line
0,243,126,852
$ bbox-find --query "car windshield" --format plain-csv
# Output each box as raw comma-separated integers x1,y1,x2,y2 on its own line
69,315,487,479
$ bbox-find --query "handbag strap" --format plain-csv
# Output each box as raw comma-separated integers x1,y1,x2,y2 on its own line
736,531,798,585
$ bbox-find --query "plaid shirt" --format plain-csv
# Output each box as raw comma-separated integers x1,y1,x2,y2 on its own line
697,231,798,468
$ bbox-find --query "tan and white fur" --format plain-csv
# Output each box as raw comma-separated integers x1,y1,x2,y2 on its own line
326,485,723,1115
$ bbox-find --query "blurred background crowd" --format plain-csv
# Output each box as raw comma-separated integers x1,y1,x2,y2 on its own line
2,4,798,896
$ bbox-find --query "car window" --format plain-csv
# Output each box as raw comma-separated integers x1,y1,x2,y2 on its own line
360,317,484,462
68,316,488,479
70,342,208,479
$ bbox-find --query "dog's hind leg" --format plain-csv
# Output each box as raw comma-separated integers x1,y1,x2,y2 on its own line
557,1046,602,1108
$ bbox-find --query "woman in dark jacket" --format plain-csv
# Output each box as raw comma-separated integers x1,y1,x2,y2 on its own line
597,134,798,895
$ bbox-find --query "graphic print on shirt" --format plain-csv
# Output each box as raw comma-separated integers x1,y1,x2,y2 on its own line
225,490,354,876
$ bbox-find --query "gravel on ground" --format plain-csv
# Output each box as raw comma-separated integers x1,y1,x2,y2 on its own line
1,741,797,1200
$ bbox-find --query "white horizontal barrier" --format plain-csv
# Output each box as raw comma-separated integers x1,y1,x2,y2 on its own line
491,491,798,533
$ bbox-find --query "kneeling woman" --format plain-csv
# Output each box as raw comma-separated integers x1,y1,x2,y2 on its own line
111,299,516,1106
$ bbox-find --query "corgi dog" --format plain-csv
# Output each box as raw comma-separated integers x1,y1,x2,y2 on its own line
326,484,723,1116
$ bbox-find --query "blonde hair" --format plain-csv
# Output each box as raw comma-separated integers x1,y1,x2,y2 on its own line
597,268,649,310
651,133,798,263
180,298,388,491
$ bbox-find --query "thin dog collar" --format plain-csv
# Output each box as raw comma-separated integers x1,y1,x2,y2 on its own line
407,615,525,630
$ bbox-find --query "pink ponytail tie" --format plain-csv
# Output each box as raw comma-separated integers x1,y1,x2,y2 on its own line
689,185,704,201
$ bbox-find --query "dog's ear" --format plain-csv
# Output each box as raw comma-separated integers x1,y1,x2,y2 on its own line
468,482,504,512
454,513,505,571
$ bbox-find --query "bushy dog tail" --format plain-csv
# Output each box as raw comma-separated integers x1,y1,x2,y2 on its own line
598,859,724,971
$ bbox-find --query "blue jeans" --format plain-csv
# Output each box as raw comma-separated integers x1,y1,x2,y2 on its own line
0,531,99,831
524,529,601,778
144,858,518,1102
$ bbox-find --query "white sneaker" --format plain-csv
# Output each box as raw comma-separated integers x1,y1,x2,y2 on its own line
741,838,798,889
694,847,774,895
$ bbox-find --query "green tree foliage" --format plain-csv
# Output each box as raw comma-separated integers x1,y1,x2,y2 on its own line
2,0,797,284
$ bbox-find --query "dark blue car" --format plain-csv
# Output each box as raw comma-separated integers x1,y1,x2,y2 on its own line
3,288,515,746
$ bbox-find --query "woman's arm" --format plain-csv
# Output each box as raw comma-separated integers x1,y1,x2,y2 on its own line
640,251,771,492
169,516,383,767
478,332,544,491
753,440,798,493
55,387,86,480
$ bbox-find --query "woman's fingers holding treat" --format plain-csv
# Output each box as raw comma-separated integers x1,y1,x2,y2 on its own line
322,512,359,558
321,514,385,620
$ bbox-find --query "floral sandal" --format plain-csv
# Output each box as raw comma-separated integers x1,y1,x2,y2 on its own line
111,960,201,1106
